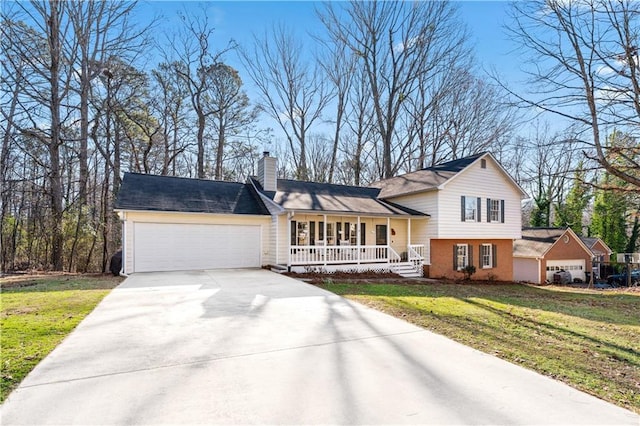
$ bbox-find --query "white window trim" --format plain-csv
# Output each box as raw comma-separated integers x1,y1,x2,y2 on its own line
490,199,501,223
296,221,309,246
456,244,469,270
481,244,493,269
465,197,477,222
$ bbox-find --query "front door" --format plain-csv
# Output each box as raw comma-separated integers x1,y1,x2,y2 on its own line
375,225,387,245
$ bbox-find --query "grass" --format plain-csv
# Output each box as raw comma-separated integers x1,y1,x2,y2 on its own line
0,274,122,403
316,281,640,413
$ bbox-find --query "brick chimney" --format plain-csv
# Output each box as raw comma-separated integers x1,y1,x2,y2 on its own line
257,151,277,191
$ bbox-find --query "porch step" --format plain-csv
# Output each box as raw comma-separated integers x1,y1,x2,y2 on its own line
270,264,287,274
390,262,423,278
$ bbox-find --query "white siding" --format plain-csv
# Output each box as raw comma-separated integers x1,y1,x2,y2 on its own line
387,192,438,236
435,157,522,239
385,156,523,240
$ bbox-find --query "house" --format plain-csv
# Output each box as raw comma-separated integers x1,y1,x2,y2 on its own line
115,152,526,280
513,227,612,284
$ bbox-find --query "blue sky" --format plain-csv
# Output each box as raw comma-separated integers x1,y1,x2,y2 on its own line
144,1,525,85
140,1,539,143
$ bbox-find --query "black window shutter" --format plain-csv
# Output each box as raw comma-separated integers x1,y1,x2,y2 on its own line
487,198,492,222
461,196,466,222
319,221,324,240
453,245,458,270
500,200,505,223
469,245,474,267
492,244,498,268
477,198,482,222
290,220,297,245
360,223,366,246
336,222,342,244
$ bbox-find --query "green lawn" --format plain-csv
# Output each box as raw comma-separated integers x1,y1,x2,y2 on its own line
316,281,640,413
0,274,122,402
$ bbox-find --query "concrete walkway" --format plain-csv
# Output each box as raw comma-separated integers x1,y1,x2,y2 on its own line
1,269,638,425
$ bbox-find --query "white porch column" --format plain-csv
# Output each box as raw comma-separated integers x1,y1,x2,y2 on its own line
287,215,292,270
408,218,412,247
387,217,391,261
323,214,327,267
357,216,361,264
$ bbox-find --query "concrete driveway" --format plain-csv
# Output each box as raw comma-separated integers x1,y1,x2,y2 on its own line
1,269,638,425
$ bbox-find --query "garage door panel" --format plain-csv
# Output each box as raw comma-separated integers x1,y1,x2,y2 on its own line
546,259,586,282
134,223,260,272
514,258,539,283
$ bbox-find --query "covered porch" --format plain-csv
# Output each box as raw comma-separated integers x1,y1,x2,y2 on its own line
281,213,429,276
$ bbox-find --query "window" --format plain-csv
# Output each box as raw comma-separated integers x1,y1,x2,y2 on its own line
296,221,309,245
326,223,335,245
487,199,505,223
454,244,470,270
461,196,481,222
481,159,487,169
481,244,492,268
347,222,357,245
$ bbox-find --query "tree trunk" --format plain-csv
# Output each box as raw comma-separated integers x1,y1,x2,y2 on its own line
48,0,65,271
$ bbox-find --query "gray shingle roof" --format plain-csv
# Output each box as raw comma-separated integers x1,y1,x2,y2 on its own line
513,228,599,258
513,228,567,257
371,153,486,198
115,173,269,215
252,178,428,216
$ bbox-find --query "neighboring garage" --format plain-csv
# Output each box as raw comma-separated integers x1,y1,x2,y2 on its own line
115,173,272,274
513,227,598,284
545,259,586,282
133,223,261,272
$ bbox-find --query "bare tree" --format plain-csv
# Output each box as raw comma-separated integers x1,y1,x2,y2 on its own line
206,63,259,180
319,1,469,179
169,7,235,179
519,123,581,227
150,62,191,176
2,1,73,270
240,24,332,180
316,35,355,183
507,0,640,189
67,0,149,203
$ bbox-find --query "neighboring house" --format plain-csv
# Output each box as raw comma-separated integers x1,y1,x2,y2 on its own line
513,228,612,284
115,152,526,280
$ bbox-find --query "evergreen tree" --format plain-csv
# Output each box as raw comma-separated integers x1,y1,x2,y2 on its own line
589,173,629,252
554,163,590,234
625,216,639,254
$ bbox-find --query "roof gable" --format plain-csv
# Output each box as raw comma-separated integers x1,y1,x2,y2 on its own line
372,152,526,199
514,228,594,258
115,173,269,215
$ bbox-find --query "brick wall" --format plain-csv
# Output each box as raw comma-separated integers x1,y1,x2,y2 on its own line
541,234,592,281
428,239,514,281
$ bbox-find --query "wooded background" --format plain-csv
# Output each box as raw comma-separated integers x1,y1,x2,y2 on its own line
1,0,638,273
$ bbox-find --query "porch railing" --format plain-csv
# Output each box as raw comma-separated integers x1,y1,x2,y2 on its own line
289,245,401,266
408,243,430,265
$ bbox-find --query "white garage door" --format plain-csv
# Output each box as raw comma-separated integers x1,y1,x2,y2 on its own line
546,259,586,282
134,223,261,272
514,258,540,283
